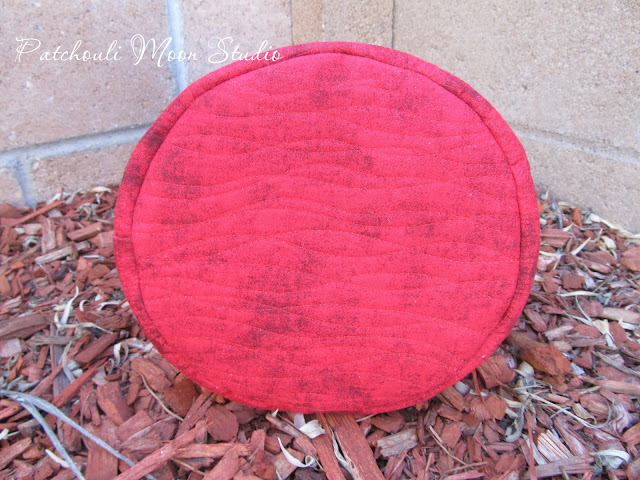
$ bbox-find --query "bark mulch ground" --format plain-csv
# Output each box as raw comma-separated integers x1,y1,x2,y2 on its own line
0,186,639,480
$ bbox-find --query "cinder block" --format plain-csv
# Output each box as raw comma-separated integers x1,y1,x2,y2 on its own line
393,0,640,152
1,2,174,152
292,0,323,44
292,0,393,46
321,0,393,46
521,136,640,232
30,143,135,201
0,168,24,204
183,0,292,83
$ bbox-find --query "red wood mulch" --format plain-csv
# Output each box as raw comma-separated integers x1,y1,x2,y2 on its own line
0,186,639,480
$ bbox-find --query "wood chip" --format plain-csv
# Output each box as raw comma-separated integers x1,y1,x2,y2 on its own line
0,338,22,357
85,421,120,480
177,392,212,437
174,443,251,459
440,386,466,411
562,275,585,290
588,379,640,396
525,455,592,479
523,308,548,333
120,418,178,456
97,382,133,425
0,313,48,340
161,374,197,418
477,354,516,388
273,446,305,479
537,430,573,462
53,360,104,407
34,241,90,263
312,414,348,480
85,445,119,480
599,307,640,324
93,230,114,248
1,200,63,227
113,421,206,480
444,471,485,480
203,445,240,480
131,357,171,392
0,437,31,470
327,413,385,480
440,422,462,449
117,410,154,442
485,395,507,420
622,423,640,446
437,404,463,422
506,331,571,375
377,428,419,457
541,228,571,248
251,449,276,479
67,222,104,241
206,405,239,442
294,434,318,458
74,332,119,364
620,247,640,272
628,457,640,480
370,411,405,433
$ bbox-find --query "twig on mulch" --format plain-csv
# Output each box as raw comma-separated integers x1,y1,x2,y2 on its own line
1,389,156,480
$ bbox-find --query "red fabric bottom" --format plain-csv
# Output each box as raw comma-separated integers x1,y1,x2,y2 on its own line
115,42,539,413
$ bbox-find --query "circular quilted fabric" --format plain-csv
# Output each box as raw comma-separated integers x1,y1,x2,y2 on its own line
114,42,539,414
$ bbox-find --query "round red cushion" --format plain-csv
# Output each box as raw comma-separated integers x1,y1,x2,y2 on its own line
114,42,539,414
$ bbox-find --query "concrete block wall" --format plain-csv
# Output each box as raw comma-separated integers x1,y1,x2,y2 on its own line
2,1,638,230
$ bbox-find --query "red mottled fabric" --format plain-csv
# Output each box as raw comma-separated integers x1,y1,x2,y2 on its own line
114,42,539,414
